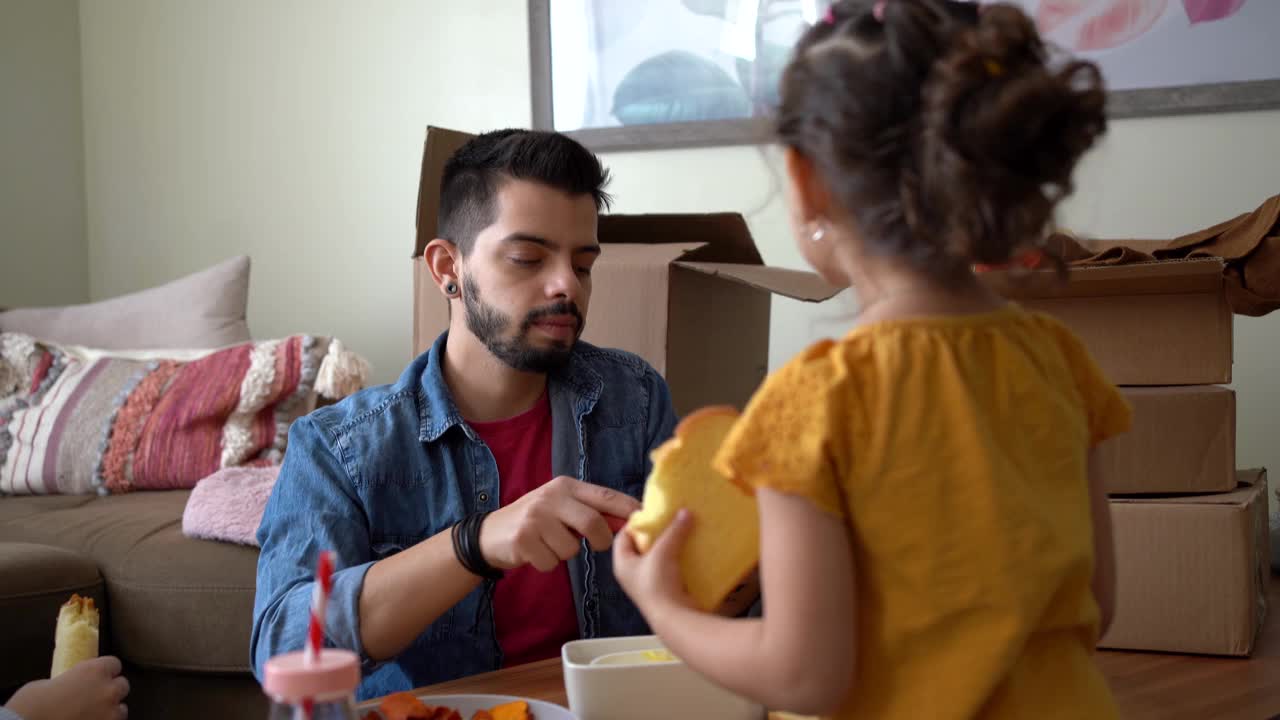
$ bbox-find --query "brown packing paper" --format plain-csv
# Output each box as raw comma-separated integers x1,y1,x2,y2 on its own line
1100,469,1270,656
1057,194,1280,317
1100,386,1235,495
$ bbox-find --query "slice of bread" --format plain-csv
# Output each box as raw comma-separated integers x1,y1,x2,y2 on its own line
626,406,759,611
50,594,99,677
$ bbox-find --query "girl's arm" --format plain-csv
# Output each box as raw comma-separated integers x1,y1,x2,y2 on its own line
1087,448,1116,638
616,488,856,716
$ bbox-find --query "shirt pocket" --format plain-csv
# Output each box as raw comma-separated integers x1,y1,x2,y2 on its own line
619,474,646,501
586,425,648,485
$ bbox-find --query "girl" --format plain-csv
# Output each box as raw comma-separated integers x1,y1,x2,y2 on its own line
612,1,1128,718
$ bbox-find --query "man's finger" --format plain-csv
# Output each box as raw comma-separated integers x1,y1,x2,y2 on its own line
560,499,614,551
571,480,642,519
652,508,695,561
544,521,583,561
527,538,560,573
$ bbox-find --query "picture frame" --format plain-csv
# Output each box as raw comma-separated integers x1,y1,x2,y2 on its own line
529,0,1280,152
528,0,807,151
991,0,1280,119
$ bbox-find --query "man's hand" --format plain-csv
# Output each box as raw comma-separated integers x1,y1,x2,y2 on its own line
479,476,640,572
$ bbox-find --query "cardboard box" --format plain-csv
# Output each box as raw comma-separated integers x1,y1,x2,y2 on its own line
411,126,841,415
1100,469,1269,656
1100,386,1236,495
982,259,1232,385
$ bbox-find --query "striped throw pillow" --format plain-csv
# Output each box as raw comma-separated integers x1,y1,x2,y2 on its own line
0,334,368,495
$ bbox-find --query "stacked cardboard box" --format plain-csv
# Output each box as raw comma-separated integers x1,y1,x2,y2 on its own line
986,259,1270,656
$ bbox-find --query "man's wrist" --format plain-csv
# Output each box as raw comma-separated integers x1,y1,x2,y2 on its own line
451,512,505,580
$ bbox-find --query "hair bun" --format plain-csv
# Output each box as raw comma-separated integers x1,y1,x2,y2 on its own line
917,3,1108,266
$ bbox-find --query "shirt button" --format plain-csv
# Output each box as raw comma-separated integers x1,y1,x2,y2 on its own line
478,492,489,503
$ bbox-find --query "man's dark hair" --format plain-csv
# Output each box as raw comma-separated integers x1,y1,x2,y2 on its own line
438,129,613,255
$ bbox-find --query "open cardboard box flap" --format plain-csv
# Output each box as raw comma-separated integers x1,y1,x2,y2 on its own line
674,261,841,302
598,213,763,265
414,126,473,258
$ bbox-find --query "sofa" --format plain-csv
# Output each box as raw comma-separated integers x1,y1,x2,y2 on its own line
1,257,268,719
0,493,265,719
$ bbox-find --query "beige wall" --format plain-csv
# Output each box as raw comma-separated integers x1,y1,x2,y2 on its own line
0,0,88,307
77,1,1279,476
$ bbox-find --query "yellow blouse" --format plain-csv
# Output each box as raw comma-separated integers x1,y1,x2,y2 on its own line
715,306,1131,720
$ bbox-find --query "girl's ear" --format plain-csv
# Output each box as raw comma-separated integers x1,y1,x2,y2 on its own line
783,146,834,225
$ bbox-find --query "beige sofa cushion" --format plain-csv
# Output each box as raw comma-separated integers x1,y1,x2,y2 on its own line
0,492,257,673
0,255,251,350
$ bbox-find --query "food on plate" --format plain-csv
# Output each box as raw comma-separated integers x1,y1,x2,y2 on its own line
488,701,530,720
589,648,680,666
50,594,99,677
378,692,458,720
376,693,532,720
640,649,676,663
625,406,759,611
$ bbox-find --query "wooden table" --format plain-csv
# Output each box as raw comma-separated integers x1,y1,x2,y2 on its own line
368,577,1280,720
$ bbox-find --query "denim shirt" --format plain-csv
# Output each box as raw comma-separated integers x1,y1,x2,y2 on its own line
250,333,677,700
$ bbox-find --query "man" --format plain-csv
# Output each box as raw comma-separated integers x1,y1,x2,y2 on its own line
251,129,678,699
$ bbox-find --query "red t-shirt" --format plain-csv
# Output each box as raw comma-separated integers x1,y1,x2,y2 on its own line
469,391,579,667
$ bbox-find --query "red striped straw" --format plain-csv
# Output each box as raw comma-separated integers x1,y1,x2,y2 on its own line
306,550,335,665
299,550,335,720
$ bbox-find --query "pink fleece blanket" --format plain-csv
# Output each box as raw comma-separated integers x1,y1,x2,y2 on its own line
182,465,279,546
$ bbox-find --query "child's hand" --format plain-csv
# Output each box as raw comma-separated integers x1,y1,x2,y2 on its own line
613,509,697,619
5,656,129,720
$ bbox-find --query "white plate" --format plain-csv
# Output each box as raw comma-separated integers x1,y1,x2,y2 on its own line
372,693,576,719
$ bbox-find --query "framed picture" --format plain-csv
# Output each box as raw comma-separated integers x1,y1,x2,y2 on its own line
528,0,829,151
983,0,1280,118
529,0,1280,152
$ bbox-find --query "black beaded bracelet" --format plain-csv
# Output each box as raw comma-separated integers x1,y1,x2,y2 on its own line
451,511,504,581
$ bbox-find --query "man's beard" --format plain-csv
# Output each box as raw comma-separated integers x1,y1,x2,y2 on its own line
462,274,584,373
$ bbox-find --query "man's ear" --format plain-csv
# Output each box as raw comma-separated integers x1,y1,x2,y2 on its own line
782,146,833,224
424,238,461,297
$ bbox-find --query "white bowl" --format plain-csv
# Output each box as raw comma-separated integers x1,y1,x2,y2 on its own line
562,635,765,720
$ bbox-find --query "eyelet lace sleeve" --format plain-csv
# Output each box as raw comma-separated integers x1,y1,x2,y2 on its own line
713,340,849,519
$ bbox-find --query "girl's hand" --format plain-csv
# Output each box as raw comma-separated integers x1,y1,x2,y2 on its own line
5,655,129,720
613,509,698,620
